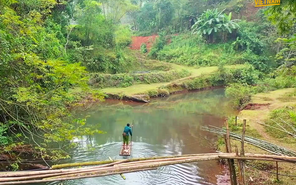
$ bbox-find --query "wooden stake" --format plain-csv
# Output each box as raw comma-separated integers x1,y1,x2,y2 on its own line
226,121,232,153
235,116,238,126
225,135,237,185
240,119,247,185
241,119,246,156
235,146,242,185
276,162,279,181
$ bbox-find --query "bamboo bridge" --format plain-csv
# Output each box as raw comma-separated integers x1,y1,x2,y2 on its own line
1,153,296,185
1,120,296,185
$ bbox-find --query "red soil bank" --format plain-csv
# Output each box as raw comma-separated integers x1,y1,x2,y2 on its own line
130,35,158,50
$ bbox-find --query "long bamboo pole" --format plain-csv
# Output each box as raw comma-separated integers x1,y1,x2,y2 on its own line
0,167,157,185
51,153,224,169
0,160,127,177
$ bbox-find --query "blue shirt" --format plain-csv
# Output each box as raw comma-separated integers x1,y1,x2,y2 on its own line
123,126,132,136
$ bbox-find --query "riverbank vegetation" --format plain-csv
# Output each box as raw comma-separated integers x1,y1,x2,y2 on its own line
0,1,296,180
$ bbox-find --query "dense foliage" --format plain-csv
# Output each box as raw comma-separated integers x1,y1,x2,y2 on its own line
129,0,247,35
0,0,114,162
1,0,296,170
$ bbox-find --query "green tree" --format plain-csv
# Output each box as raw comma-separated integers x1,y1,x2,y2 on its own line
135,3,157,34
74,0,114,47
154,0,174,32
100,0,138,24
0,1,103,161
266,0,296,35
266,0,296,67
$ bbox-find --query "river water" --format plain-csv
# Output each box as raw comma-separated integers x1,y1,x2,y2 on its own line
48,89,234,185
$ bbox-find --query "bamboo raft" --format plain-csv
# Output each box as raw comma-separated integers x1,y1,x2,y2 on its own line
1,153,296,184
119,143,132,156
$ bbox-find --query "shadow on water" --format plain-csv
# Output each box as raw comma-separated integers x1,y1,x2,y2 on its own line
40,89,235,185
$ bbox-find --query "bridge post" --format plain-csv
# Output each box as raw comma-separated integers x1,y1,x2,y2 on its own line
239,119,246,185
225,121,237,185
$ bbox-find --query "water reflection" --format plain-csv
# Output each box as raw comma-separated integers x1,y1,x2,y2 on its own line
46,89,234,185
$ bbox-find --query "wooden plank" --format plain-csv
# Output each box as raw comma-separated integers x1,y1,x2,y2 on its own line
119,144,132,156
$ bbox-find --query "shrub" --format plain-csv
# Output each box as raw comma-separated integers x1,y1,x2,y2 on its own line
157,88,170,97
148,32,167,59
140,44,148,53
157,34,242,67
0,124,9,145
232,21,266,55
225,83,254,109
230,64,260,85
265,106,296,140
147,89,158,97
115,25,132,47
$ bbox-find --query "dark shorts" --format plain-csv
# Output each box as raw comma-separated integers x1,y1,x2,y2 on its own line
123,135,129,145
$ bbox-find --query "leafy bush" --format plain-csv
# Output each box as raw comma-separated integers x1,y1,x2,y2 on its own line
230,64,260,85
191,9,239,43
225,83,254,109
140,43,148,53
82,48,136,74
265,106,296,140
0,124,9,145
148,32,167,59
157,33,241,66
147,89,158,97
157,88,170,97
232,21,266,55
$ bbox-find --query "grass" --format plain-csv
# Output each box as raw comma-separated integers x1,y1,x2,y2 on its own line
102,83,169,96
250,88,296,105
231,88,296,185
238,88,296,145
101,64,245,96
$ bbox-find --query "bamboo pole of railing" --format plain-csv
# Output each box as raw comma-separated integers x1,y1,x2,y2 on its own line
0,160,127,177
220,154,296,162
50,153,224,169
201,125,296,157
0,153,223,178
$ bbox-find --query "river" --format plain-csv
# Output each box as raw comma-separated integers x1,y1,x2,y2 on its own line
47,89,235,185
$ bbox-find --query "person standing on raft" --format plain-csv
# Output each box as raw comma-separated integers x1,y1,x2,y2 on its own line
122,123,132,148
